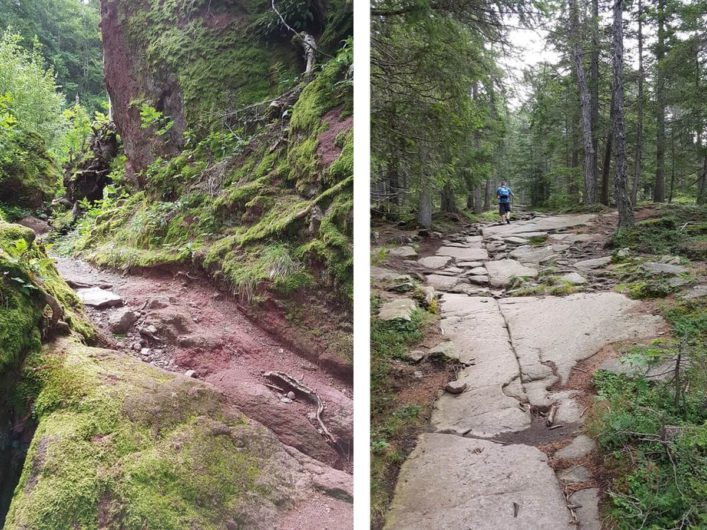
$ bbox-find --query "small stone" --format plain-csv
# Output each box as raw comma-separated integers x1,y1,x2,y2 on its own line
286,391,296,400
389,246,418,258
557,465,592,484
406,350,426,363
146,324,158,335
130,342,141,351
418,256,452,269
140,348,151,357
108,308,139,334
388,281,415,293
280,397,292,403
560,272,587,285
445,381,467,394
555,435,596,460
184,370,196,378
278,348,285,354
413,370,423,379
574,256,611,271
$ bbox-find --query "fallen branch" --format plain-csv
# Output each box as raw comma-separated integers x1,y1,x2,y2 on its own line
264,371,337,446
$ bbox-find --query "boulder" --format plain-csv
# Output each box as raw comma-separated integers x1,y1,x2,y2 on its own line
108,308,139,333
378,298,416,321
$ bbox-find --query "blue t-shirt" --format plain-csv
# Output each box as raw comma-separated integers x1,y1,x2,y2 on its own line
497,186,512,204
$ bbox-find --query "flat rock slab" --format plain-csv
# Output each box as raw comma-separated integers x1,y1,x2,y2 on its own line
504,236,529,244
684,284,707,300
560,272,587,285
555,435,596,460
484,259,538,288
557,466,592,484
433,296,530,437
417,255,452,269
436,246,489,261
371,266,411,283
388,246,417,258
568,489,601,530
457,261,484,268
500,292,664,384
378,298,417,321
386,434,573,530
509,245,557,264
574,256,611,271
599,356,684,382
482,214,596,238
76,287,123,309
642,262,688,275
425,274,465,292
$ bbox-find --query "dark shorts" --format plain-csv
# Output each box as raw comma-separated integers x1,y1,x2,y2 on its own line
499,202,511,214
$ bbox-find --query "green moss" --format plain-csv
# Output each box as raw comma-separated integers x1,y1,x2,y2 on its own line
0,129,59,209
5,337,291,530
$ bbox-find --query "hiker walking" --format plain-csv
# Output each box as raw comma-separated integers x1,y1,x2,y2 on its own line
497,181,514,224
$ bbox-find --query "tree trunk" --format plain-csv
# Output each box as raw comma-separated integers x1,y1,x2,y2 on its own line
418,185,432,229
569,0,597,204
590,0,600,197
601,90,615,205
473,186,483,215
654,0,666,202
668,132,675,203
483,178,491,211
441,181,457,213
632,0,644,204
697,154,707,205
612,0,633,228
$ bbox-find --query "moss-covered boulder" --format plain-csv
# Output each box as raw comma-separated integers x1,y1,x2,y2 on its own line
4,337,350,529
0,128,58,209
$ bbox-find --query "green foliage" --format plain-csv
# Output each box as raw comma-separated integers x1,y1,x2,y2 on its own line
0,0,104,111
0,32,66,152
613,205,707,260
590,298,707,529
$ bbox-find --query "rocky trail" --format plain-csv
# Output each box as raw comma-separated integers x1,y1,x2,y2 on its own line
47,251,353,528
376,211,685,529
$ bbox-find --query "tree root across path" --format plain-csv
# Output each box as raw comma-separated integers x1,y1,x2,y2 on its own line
264,371,338,447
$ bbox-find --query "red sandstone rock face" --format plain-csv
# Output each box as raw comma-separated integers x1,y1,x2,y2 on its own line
100,0,185,184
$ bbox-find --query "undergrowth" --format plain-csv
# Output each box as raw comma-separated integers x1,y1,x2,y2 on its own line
589,297,707,529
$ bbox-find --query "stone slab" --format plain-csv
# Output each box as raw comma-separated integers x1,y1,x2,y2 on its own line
574,256,611,271
557,466,592,484
500,292,664,384
555,435,596,460
436,246,489,261
642,262,688,275
425,274,465,292
386,434,573,530
432,296,530,437
509,245,557,264
371,266,411,283
378,298,416,321
417,255,452,269
76,287,123,309
482,214,596,237
484,259,538,288
388,246,417,258
568,488,601,530
560,272,587,285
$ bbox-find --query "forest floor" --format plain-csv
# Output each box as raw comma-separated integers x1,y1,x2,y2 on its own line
372,206,705,529
18,220,354,529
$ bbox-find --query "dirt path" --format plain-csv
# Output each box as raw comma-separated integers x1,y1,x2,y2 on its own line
52,254,352,528
382,212,668,529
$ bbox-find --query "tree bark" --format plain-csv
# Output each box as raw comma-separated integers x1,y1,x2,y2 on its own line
418,184,432,228
483,178,491,211
601,90,615,205
697,154,707,206
612,0,633,228
569,0,597,204
654,0,667,202
632,0,644,204
441,181,457,213
590,0,600,197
